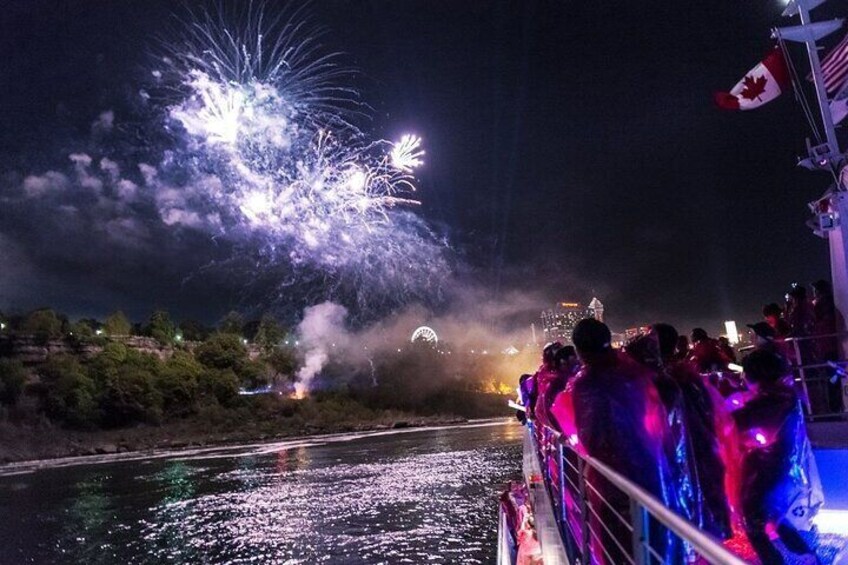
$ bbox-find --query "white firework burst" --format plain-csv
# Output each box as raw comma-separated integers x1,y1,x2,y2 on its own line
150,2,448,319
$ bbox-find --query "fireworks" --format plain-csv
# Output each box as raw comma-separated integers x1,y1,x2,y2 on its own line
391,134,425,173
150,3,449,319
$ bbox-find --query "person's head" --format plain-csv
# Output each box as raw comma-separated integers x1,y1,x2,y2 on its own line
812,279,832,299
787,284,807,305
572,318,613,364
518,373,532,385
691,328,709,344
718,336,730,347
555,344,578,368
542,341,563,367
747,321,776,347
743,349,788,391
651,323,679,360
762,303,783,326
675,335,690,354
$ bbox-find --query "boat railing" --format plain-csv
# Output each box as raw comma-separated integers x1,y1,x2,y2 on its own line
528,423,748,565
736,332,848,421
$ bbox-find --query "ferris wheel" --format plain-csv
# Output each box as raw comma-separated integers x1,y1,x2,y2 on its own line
411,326,438,344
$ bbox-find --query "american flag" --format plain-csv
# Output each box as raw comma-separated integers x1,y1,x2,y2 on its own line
819,32,848,94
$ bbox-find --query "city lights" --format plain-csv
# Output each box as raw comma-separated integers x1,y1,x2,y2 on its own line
724,320,739,345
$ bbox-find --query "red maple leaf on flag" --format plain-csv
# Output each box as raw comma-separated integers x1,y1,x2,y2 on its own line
740,74,768,101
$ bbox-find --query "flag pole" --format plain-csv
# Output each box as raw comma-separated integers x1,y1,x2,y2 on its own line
793,0,841,158
782,0,848,355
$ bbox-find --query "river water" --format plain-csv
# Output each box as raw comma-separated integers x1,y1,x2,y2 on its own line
0,420,523,564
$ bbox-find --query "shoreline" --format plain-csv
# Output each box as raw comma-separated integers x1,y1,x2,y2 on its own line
0,416,514,474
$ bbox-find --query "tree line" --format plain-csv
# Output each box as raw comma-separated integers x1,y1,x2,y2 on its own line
0,308,288,348
0,308,297,429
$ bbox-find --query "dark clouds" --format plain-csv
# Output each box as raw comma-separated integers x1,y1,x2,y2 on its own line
0,0,838,333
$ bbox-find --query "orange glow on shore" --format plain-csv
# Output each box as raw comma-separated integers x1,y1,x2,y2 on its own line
482,380,516,395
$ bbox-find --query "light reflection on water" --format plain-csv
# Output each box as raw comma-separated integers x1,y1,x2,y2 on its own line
0,421,523,564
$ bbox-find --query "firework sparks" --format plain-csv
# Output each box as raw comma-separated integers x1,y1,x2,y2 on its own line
149,3,449,319
390,134,425,173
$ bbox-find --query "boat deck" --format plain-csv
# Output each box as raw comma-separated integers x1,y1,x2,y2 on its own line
499,423,848,564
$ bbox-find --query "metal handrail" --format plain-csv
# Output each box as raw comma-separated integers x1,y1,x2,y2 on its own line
531,424,748,565
771,333,845,419
578,449,746,565
781,330,848,343
722,332,848,420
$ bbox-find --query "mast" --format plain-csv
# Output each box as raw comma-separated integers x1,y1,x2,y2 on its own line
778,0,848,326
785,1,841,156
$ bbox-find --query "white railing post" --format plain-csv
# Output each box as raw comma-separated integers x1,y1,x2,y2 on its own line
558,443,566,524
630,498,649,565
577,457,591,564
792,337,815,415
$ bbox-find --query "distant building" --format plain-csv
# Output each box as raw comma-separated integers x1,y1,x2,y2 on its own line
540,299,605,345
588,297,604,323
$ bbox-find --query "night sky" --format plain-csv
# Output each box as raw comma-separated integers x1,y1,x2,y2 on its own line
0,0,843,334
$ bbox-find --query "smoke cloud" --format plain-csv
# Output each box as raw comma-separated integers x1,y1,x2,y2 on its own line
289,285,551,396
294,302,351,397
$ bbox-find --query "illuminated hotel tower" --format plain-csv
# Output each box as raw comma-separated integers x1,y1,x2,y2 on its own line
587,297,604,323
540,298,605,345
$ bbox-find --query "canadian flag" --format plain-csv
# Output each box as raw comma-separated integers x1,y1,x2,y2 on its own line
714,48,790,110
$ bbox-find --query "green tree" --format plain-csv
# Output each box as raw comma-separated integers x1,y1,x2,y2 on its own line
22,308,63,343
87,346,164,426
194,333,271,389
178,319,210,342
148,309,176,345
195,333,248,371
254,314,285,353
97,351,163,427
68,320,95,340
104,311,132,337
218,311,244,336
0,358,27,405
39,355,99,427
155,351,202,417
87,342,128,388
267,347,297,383
99,366,163,427
78,318,103,333
199,368,240,407
98,342,128,365
239,359,271,389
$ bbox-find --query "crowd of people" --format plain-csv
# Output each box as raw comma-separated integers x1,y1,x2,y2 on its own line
754,280,845,415
516,304,830,564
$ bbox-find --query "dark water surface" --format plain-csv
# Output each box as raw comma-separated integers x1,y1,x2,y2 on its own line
0,420,523,564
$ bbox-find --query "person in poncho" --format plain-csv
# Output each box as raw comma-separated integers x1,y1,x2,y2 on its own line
552,319,676,564
733,349,824,564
